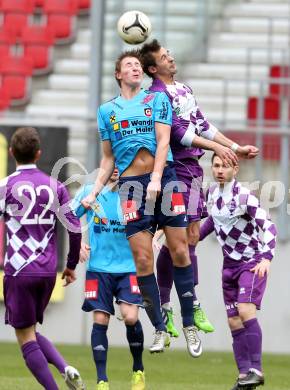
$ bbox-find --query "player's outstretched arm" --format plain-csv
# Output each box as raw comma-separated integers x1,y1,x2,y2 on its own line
245,193,277,261
81,140,115,208
192,135,238,167
213,130,259,159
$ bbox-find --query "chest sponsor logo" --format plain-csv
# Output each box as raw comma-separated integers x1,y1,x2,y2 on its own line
171,193,186,214
121,120,129,128
94,216,108,233
130,275,141,294
144,108,152,117
85,279,98,300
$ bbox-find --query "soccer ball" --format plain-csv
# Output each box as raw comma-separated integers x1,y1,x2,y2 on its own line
117,10,152,45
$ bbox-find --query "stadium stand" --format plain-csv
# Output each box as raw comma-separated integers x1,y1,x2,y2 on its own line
1,0,290,358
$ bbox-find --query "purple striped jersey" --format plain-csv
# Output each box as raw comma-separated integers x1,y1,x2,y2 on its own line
200,180,277,262
0,164,81,277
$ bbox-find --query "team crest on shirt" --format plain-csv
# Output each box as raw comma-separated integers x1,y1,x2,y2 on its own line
144,108,152,117
228,198,237,215
142,94,154,104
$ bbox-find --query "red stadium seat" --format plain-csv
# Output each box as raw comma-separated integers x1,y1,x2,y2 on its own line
0,55,33,104
0,87,10,111
1,0,34,36
21,25,55,74
43,0,78,14
2,13,30,37
33,0,45,8
0,0,34,12
269,65,290,98
247,96,281,121
0,28,17,58
77,0,91,13
43,0,78,42
247,96,281,161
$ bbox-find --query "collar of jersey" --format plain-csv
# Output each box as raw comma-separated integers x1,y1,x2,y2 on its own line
117,89,144,103
16,164,37,170
218,179,236,196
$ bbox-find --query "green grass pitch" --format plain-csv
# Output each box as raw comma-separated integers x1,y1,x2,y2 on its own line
0,342,289,389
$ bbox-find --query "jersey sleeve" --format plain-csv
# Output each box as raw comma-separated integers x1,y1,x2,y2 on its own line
0,179,7,218
97,106,110,141
154,92,172,125
57,183,82,270
246,194,277,260
71,185,90,219
192,91,217,140
199,216,215,241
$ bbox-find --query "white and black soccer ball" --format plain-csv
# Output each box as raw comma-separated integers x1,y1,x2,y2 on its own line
117,10,152,45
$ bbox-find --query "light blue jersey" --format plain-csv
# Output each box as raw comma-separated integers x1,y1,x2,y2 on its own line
97,89,173,175
73,184,136,273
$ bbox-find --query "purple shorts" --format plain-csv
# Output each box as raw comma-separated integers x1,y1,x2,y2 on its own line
4,275,56,329
173,159,208,223
222,259,267,318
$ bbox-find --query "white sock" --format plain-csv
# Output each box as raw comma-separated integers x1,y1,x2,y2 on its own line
162,302,171,310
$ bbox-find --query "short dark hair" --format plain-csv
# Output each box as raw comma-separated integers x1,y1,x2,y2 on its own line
139,39,161,78
211,152,218,164
114,49,141,86
10,127,40,163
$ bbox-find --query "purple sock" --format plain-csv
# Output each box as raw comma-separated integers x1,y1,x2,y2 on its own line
156,245,173,306
231,327,251,375
243,318,263,372
36,332,67,374
21,341,58,390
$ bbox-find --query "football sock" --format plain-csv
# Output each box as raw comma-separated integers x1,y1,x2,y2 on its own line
173,265,194,327
21,341,58,390
231,327,251,375
189,245,199,288
156,245,173,306
126,320,144,372
36,332,67,374
137,273,166,331
243,318,262,372
91,323,108,383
